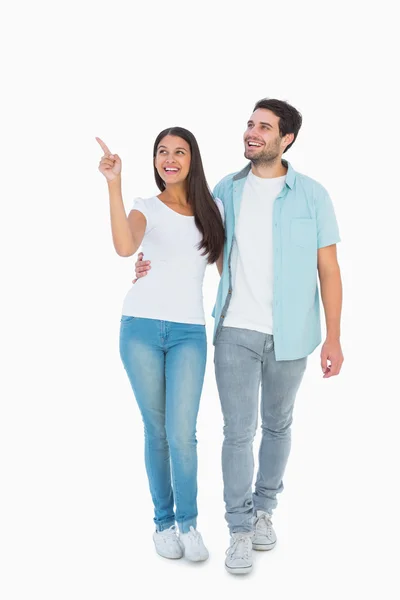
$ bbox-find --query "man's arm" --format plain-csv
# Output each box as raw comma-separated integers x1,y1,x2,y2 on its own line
318,244,344,377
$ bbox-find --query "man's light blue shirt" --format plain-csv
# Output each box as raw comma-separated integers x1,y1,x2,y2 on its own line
212,160,341,361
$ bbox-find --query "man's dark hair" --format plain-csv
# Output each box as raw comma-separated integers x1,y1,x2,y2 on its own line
253,98,302,153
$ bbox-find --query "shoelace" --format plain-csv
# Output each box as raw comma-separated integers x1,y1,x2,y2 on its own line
255,513,273,538
159,526,178,543
226,535,252,560
186,526,202,545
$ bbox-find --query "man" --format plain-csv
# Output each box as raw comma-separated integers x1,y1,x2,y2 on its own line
134,98,343,575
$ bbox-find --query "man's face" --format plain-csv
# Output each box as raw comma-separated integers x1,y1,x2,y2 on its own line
243,108,287,165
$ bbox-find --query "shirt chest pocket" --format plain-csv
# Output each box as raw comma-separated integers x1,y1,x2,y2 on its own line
290,218,317,249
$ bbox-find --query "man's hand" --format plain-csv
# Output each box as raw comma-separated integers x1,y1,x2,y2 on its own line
132,252,151,284
320,339,344,378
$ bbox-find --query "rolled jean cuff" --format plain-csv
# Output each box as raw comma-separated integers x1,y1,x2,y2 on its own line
156,519,176,532
230,525,254,535
178,517,197,534
253,491,278,515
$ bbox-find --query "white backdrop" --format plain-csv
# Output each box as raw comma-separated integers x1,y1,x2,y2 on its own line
1,1,399,598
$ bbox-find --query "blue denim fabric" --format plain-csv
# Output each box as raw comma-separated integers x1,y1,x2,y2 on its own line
214,326,307,533
119,316,207,533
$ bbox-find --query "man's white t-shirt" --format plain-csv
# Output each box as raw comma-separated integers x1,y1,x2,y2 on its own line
223,171,286,334
122,196,224,325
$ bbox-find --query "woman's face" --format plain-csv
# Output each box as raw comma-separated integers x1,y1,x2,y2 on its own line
155,135,191,186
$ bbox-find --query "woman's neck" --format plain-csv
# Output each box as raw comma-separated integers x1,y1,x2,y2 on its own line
160,184,188,207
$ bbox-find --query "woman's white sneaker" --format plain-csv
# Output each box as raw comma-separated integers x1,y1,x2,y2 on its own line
252,511,277,551
225,533,253,575
153,526,183,559
179,526,209,562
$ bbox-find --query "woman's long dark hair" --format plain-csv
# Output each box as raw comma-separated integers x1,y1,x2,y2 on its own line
153,127,225,264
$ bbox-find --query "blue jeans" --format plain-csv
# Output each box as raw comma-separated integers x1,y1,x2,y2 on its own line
119,316,207,533
214,327,307,533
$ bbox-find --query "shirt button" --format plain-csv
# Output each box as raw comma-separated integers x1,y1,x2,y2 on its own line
221,315,224,319
228,289,232,294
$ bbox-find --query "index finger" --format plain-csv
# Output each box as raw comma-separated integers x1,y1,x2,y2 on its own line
95,137,112,156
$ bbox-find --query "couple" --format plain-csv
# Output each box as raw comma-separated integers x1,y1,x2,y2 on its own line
96,98,343,575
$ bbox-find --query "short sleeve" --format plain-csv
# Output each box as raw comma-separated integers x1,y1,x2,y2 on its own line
131,197,149,226
215,197,225,224
315,189,341,249
213,179,223,201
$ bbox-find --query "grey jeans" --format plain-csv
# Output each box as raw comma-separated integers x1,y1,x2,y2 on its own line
214,326,307,533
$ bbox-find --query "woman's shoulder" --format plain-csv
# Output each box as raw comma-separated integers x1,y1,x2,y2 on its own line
133,195,159,206
131,195,160,213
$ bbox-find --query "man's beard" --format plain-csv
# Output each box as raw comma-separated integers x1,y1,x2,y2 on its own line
245,139,281,167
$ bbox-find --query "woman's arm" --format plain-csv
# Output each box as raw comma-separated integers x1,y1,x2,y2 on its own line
216,249,224,276
96,137,146,257
108,177,146,256
214,197,225,276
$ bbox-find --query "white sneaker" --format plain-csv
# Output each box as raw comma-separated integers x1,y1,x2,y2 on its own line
225,532,253,575
252,511,277,551
153,526,183,559
179,526,209,562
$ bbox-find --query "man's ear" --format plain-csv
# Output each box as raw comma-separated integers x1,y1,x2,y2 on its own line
284,133,295,149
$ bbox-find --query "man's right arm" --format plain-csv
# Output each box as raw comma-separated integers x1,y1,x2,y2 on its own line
132,252,150,283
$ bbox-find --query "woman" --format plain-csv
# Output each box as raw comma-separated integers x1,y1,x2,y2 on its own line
96,128,224,562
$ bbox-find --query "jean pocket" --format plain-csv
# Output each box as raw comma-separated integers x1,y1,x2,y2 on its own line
120,315,136,324
290,218,317,248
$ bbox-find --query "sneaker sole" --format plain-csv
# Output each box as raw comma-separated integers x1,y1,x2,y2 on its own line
155,549,183,559
225,563,252,575
252,540,276,551
184,554,209,562
180,540,209,562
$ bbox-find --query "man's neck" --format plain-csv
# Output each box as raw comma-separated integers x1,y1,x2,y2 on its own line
251,157,287,179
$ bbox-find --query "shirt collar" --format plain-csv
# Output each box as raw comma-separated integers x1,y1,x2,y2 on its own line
233,159,296,189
